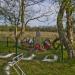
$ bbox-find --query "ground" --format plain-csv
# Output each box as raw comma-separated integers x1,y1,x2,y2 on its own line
10,59,75,75
0,31,75,75
0,59,8,75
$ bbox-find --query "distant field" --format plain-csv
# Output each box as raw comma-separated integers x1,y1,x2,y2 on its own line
0,31,58,41
0,31,58,52
1,31,75,41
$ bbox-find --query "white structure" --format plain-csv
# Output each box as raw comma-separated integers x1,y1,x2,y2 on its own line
42,55,58,62
0,53,15,58
22,54,36,60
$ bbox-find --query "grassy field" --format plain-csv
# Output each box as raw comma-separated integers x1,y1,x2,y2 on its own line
19,60,75,75
0,31,75,75
10,59,75,75
0,31,58,40
0,59,8,75
0,31,59,53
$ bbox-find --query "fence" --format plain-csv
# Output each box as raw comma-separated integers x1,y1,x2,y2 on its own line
0,36,15,53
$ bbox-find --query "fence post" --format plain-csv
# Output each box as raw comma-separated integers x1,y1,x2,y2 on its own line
6,36,9,47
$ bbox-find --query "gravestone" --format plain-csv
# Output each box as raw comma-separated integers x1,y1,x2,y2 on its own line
36,31,41,37
35,31,41,43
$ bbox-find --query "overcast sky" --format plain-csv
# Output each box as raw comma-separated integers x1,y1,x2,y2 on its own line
27,0,59,27
0,0,59,27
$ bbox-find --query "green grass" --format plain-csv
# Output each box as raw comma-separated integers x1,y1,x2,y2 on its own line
0,59,8,75
0,36,75,75
10,59,75,75
10,49,75,75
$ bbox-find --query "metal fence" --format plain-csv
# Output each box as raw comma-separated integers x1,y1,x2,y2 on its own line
0,36,15,53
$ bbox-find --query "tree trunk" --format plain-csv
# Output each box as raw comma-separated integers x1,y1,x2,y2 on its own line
16,0,25,40
66,0,73,44
57,0,74,58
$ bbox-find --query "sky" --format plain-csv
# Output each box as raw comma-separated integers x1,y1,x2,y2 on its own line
27,0,59,27
25,0,75,27
0,0,59,27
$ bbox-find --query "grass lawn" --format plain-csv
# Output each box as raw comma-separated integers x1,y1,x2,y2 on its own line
0,41,68,75
1,56,75,75
0,32,75,75
10,50,75,75
0,59,8,75
10,59,75,75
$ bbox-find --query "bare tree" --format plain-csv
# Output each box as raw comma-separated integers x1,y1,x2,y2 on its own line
0,0,54,40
